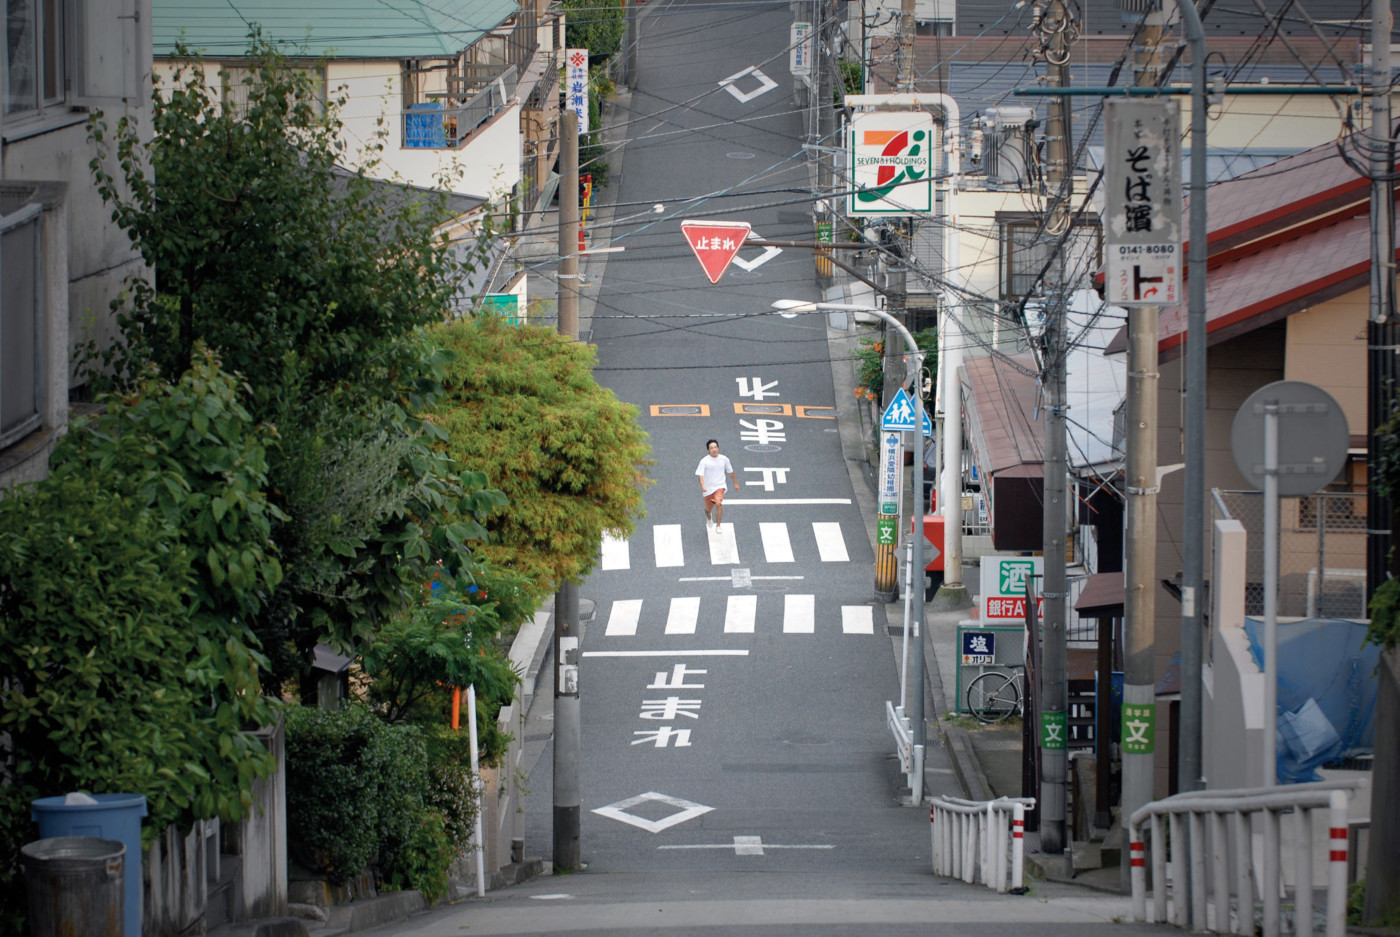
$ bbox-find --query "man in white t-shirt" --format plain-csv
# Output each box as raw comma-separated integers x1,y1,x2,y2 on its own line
695,438,739,531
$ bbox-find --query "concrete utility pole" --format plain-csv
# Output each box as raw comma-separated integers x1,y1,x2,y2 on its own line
1121,0,1168,891
624,0,638,91
935,106,969,609
554,109,582,871
1034,0,1074,856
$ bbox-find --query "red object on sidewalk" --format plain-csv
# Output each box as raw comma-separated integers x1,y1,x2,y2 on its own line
908,514,944,571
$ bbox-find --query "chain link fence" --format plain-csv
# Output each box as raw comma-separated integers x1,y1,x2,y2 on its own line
1210,489,1369,619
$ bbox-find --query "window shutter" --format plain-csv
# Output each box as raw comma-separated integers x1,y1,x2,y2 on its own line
73,0,145,107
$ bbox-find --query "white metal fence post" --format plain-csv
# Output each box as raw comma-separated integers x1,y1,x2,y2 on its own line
1131,824,1148,922
1153,814,1169,924
1211,811,1230,934
1326,791,1347,937
1295,805,1314,937
1233,811,1252,936
1191,811,1208,930
1264,808,1280,937
1012,803,1026,891
1170,812,1187,926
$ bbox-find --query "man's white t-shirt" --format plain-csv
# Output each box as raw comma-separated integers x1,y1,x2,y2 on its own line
696,454,734,495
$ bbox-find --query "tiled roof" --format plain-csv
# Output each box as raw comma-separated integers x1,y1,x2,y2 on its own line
153,0,517,59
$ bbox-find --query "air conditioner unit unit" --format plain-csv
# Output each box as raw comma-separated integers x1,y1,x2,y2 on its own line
977,107,1037,189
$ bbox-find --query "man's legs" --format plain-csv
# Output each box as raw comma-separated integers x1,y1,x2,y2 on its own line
713,490,725,531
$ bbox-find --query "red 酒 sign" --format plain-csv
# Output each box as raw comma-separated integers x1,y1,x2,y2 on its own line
681,221,751,284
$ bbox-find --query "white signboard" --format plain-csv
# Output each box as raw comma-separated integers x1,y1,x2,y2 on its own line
980,556,1044,622
566,48,590,134
790,22,812,78
878,433,903,515
1104,99,1181,306
847,109,936,216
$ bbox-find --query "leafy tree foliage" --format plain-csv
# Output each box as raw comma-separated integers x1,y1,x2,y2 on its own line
428,316,652,599
87,38,502,687
563,0,625,59
0,351,279,929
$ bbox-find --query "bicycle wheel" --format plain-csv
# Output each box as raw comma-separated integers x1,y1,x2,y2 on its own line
966,671,1020,724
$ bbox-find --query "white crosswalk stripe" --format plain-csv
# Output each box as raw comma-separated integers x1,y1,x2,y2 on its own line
724,594,757,633
654,525,684,568
601,533,630,571
812,522,849,562
665,596,701,635
783,594,815,633
841,605,874,634
759,522,794,563
598,596,875,637
599,521,854,572
605,599,643,636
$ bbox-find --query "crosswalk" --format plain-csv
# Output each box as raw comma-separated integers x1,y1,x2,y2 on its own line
599,521,853,572
602,595,875,637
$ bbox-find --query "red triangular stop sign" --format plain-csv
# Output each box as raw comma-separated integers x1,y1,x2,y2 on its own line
681,221,752,284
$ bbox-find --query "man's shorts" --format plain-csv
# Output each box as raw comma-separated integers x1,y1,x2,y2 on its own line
703,488,725,507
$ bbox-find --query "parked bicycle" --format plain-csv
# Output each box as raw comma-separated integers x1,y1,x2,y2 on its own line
965,665,1025,724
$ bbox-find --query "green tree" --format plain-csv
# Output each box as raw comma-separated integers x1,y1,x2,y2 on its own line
87,37,502,687
0,351,280,930
563,0,624,59
427,316,652,600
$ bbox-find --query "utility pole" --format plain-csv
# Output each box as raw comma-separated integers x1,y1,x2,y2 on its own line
624,0,638,91
1364,0,1399,922
553,108,582,871
1034,0,1074,856
1120,1,1168,890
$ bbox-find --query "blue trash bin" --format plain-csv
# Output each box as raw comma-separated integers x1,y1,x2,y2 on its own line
32,794,146,937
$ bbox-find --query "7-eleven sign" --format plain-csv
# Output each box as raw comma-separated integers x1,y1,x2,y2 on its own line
681,221,751,284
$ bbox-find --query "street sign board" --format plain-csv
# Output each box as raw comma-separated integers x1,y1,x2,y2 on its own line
961,630,995,665
1230,380,1349,497
566,48,590,134
681,221,752,284
790,22,812,78
876,516,897,546
880,387,932,436
878,433,902,515
1104,99,1181,306
980,556,1044,622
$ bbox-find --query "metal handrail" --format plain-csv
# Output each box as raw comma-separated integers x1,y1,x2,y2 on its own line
930,795,1035,893
1128,779,1366,937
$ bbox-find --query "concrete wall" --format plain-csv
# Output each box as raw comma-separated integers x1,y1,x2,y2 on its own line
1203,519,1266,790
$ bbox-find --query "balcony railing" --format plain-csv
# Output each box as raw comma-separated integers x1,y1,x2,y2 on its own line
404,65,518,149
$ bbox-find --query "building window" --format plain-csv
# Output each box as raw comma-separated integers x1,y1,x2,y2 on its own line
217,63,326,117
1000,214,1102,300
6,0,65,116
0,203,43,450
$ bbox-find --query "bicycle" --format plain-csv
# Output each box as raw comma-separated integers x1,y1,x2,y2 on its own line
965,665,1025,724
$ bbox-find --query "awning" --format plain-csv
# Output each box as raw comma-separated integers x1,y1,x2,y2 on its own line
1074,571,1125,618
960,353,1043,551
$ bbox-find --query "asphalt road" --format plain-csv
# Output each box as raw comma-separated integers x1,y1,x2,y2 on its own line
360,0,1177,931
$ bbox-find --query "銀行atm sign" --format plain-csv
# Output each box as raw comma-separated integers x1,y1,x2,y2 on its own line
980,556,1044,622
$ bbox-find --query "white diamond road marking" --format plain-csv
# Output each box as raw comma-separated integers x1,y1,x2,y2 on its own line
812,522,849,562
654,524,683,568
759,522,794,563
730,242,783,272
665,596,701,635
718,66,777,103
841,605,875,635
708,522,740,565
724,594,757,633
606,598,643,636
784,594,815,633
601,532,629,570
592,792,714,833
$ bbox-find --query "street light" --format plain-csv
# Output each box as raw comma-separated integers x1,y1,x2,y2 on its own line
772,299,930,804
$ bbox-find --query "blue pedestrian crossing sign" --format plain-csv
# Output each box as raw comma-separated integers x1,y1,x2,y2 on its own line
880,387,932,436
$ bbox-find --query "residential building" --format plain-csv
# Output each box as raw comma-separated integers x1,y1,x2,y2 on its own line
1,0,153,489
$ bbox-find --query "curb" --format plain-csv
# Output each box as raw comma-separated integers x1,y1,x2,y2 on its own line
940,723,993,802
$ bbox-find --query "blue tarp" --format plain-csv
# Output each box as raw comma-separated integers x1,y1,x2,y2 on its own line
1243,618,1380,783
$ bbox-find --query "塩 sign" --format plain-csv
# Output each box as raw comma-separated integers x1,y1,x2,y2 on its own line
1104,99,1181,306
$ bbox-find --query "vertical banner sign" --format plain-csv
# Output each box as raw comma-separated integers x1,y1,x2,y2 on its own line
878,432,903,515
1122,702,1156,754
566,48,590,135
1104,99,1181,306
847,109,936,216
790,22,812,79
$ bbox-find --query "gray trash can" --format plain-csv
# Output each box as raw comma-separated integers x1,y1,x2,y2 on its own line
22,837,124,937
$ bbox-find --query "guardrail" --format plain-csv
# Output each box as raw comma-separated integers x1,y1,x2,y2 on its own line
930,795,1035,893
1129,779,1367,937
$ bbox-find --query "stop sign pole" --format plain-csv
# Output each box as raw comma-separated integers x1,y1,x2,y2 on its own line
681,221,752,284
